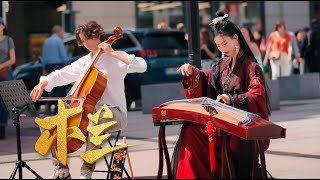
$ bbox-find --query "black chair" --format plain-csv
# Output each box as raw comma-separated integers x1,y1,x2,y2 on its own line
93,130,132,179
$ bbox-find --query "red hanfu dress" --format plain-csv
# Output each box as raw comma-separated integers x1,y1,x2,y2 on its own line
173,50,270,179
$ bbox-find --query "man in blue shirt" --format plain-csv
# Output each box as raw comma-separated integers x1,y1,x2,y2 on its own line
41,25,69,114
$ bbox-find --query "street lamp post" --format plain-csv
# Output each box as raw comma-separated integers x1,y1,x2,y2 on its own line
185,1,201,70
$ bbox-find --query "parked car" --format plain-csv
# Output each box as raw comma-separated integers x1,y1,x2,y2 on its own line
13,28,189,110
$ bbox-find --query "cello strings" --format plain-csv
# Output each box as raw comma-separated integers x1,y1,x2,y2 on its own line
68,27,123,98
67,49,103,97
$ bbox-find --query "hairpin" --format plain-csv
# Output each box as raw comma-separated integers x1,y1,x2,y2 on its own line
209,14,229,25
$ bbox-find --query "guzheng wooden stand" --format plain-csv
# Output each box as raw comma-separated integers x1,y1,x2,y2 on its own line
152,97,286,179
155,125,268,179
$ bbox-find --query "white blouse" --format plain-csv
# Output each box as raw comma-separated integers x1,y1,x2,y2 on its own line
40,51,147,127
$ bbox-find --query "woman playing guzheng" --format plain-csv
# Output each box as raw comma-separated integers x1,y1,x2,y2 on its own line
173,11,271,179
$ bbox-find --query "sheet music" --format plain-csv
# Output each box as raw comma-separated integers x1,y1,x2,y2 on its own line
0,80,39,117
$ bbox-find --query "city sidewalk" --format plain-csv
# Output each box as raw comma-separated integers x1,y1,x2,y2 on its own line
0,99,320,179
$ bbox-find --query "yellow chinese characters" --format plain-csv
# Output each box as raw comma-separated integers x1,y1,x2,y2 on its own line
34,101,128,166
113,149,127,164
80,104,128,164
34,99,85,166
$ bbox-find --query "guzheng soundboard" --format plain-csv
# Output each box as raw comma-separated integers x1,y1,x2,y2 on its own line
152,97,286,140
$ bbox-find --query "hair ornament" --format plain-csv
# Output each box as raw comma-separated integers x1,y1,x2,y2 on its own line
209,14,229,25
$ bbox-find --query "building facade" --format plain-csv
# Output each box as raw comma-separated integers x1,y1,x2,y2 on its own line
0,1,315,66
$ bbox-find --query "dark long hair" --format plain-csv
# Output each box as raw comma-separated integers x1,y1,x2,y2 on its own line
210,11,271,115
211,11,256,61
3,28,8,35
1,23,8,36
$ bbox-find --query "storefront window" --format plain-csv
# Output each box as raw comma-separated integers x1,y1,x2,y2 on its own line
199,1,212,28
137,1,213,29
136,1,263,32
218,1,262,30
136,1,184,29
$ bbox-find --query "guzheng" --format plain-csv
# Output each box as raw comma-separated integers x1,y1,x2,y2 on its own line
152,97,286,140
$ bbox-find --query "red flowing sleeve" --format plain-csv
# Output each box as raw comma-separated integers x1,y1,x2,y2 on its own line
245,75,269,121
182,67,212,98
228,64,269,120
228,63,270,151
246,74,270,151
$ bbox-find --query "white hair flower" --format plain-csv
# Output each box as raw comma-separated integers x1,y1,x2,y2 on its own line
209,14,229,25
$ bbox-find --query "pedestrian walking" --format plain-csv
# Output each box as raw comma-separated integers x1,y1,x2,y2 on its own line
0,16,16,139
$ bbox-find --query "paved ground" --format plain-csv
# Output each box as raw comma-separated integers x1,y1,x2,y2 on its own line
0,98,320,179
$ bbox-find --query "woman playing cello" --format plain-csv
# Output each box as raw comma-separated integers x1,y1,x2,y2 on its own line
30,20,147,179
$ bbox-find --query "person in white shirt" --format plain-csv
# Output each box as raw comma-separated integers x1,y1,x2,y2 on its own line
30,20,147,179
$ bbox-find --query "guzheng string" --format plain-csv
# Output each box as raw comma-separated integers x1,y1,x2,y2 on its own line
201,97,257,125
161,97,259,125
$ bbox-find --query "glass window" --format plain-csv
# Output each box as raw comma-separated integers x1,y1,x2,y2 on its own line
136,1,263,36
137,1,184,29
199,1,213,28
218,1,262,30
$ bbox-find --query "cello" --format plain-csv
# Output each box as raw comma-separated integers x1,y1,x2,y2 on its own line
39,26,123,153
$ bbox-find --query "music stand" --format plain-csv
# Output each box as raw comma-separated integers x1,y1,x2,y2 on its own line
0,80,42,179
